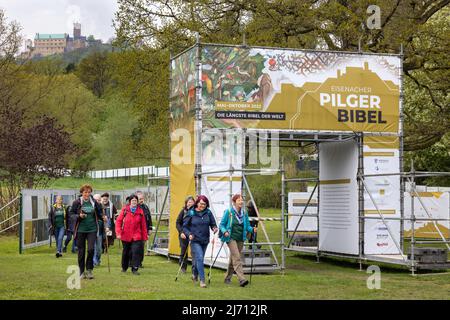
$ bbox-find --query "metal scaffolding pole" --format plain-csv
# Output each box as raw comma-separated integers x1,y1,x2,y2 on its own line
358,134,365,271
410,163,416,275
242,175,280,268
286,183,318,248
316,141,321,263
281,158,285,271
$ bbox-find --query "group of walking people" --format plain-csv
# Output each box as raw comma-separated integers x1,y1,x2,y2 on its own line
176,193,258,288
49,184,258,287
48,184,153,279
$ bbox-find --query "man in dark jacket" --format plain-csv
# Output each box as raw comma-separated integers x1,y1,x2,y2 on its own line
137,192,152,268
63,204,78,253
100,192,117,248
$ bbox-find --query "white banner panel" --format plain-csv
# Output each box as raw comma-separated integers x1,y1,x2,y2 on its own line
288,192,317,232
404,192,450,239
363,140,401,254
319,140,359,255
201,129,245,265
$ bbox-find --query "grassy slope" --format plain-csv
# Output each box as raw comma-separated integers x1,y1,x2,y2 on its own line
1,209,449,300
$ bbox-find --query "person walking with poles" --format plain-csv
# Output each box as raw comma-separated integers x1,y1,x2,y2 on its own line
136,191,152,268
182,195,218,288
100,193,117,247
115,194,148,275
48,195,69,258
70,184,105,279
219,194,256,287
93,194,104,267
176,195,195,274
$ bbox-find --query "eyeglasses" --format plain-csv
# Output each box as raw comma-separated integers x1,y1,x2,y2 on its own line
198,202,206,206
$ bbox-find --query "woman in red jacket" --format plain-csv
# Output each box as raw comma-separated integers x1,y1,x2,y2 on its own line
115,194,148,275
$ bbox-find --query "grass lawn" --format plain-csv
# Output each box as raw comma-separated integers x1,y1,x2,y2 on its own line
1,208,449,300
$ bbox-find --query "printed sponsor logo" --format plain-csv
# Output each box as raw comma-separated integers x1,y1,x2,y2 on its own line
376,242,389,247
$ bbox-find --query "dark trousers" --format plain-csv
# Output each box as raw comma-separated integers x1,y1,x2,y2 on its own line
179,236,189,270
140,240,146,266
77,232,96,274
121,240,143,271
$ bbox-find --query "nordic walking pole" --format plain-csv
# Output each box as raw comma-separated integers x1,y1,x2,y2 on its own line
207,236,215,284
249,230,257,285
104,225,110,273
102,209,110,273
175,240,191,281
208,240,225,285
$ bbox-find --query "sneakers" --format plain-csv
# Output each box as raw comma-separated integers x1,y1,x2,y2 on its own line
224,278,231,284
239,279,249,287
86,269,94,279
200,281,207,288
181,267,187,274
55,252,62,258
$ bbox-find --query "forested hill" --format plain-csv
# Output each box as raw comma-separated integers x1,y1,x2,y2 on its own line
0,2,448,193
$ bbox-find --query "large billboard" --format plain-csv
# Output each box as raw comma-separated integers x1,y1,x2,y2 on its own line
201,45,400,133
169,49,197,255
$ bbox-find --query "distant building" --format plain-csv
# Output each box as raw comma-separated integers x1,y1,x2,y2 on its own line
25,23,100,58
33,33,68,57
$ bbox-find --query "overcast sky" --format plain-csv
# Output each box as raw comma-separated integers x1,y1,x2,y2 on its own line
0,0,118,45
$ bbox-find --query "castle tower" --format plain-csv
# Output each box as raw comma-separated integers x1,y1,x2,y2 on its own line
73,22,81,39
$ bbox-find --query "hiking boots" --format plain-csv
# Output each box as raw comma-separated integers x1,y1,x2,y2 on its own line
239,279,249,287
132,269,140,275
86,269,94,279
200,281,207,288
224,278,231,284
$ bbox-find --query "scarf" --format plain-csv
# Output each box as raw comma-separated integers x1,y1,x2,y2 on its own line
233,205,244,224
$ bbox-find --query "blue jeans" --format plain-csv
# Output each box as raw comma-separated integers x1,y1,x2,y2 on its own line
93,233,103,266
190,241,208,282
55,226,65,254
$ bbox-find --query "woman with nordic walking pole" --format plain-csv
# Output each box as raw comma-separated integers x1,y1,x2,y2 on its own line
219,194,257,287
176,196,195,274
182,195,218,288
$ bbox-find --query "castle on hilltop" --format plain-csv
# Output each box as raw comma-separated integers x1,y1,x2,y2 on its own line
22,23,102,58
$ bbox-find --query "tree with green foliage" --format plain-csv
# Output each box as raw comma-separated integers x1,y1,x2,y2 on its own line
114,0,449,152
76,51,111,97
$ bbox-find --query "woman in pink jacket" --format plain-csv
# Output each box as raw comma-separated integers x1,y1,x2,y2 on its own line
115,194,148,275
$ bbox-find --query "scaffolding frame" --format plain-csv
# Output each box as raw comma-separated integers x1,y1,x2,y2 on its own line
166,40,450,275
146,175,170,257
283,169,450,275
